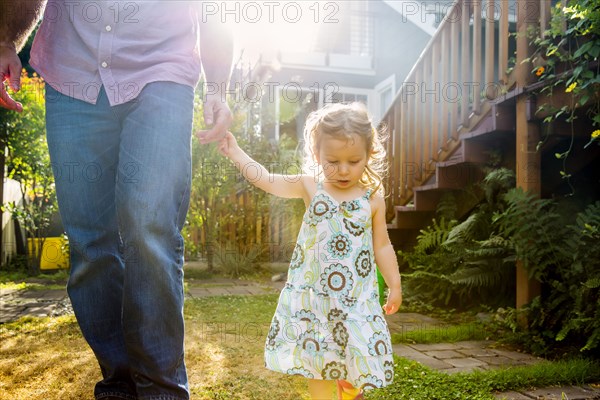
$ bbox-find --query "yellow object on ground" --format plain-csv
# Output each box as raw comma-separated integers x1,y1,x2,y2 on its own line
27,237,69,270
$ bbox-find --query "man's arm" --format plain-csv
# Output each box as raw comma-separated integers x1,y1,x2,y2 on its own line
196,16,234,144
0,0,46,111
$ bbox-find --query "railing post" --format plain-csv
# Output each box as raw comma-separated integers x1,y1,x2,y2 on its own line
393,104,402,205
485,0,496,99
499,0,509,84
400,94,408,203
540,0,552,38
407,80,416,192
415,66,423,185
460,0,471,127
472,0,482,115
431,40,440,160
515,0,542,312
424,49,433,165
450,1,460,140
441,27,450,148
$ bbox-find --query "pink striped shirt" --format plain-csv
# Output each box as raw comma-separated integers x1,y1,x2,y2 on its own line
30,1,203,105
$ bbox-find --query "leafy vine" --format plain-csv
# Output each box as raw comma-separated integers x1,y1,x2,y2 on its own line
528,0,600,184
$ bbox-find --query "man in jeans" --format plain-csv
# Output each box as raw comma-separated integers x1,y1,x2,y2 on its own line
0,1,233,399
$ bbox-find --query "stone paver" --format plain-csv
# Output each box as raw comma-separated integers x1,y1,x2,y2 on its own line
410,342,465,351
394,341,544,375
526,386,600,399
494,390,535,399
491,348,541,363
478,355,521,366
443,357,487,368
392,343,427,359
459,347,501,357
495,385,600,400
424,349,464,359
410,354,456,370
1,288,70,323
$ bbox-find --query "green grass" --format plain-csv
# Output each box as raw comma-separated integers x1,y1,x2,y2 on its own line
185,294,278,324
0,281,28,291
2,279,599,400
0,269,68,291
366,356,600,400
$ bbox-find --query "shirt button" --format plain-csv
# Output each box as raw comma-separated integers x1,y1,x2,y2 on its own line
105,25,112,32
101,61,108,68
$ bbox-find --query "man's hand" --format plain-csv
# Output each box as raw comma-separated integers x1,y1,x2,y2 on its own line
195,94,233,144
0,43,23,112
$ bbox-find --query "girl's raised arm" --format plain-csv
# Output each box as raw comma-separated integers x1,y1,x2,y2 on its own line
219,132,309,200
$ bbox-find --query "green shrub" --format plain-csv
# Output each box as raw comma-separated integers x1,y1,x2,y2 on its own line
400,168,600,356
497,193,600,357
400,169,516,309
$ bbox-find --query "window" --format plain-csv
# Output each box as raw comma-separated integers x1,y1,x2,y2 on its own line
314,2,373,57
330,91,368,104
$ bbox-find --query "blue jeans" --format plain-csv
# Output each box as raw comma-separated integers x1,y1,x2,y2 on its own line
45,82,193,400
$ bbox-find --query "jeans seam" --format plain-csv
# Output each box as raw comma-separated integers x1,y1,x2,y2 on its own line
96,392,136,400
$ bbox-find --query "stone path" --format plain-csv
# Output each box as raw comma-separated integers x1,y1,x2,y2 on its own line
391,341,541,374
2,278,599,399
0,286,72,323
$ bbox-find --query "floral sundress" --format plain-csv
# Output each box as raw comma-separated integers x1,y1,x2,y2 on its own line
264,182,394,390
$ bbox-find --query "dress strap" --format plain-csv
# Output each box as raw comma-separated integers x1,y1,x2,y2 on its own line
364,188,372,199
317,181,323,190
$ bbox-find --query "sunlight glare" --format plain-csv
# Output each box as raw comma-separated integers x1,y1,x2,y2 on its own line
226,1,322,61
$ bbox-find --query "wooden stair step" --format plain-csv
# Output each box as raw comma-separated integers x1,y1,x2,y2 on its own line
391,104,515,232
391,206,434,230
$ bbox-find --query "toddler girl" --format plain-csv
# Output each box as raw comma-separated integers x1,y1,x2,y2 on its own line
219,102,402,400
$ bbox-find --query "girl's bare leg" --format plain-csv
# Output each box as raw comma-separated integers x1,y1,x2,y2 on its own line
308,379,336,400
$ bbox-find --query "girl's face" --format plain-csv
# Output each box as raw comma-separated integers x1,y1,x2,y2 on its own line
316,133,369,191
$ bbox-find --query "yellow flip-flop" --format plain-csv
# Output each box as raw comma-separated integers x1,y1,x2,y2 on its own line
336,380,364,400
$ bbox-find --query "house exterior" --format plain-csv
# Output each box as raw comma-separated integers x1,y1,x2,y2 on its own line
251,0,440,141
221,0,442,259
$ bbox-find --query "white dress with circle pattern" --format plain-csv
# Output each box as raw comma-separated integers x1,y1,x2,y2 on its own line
264,182,394,390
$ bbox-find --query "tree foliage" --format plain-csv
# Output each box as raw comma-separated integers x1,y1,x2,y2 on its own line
0,70,56,274
185,89,304,275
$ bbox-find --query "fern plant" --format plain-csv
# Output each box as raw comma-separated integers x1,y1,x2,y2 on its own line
400,169,517,308
400,168,600,356
496,192,600,356
496,188,569,281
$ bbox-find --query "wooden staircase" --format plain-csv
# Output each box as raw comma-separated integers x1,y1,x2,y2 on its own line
380,0,598,308
388,101,516,244
381,0,522,234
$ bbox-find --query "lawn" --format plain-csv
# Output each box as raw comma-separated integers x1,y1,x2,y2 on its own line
0,295,309,400
1,283,599,400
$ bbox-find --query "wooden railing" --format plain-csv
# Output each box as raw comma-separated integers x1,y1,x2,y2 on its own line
381,0,555,220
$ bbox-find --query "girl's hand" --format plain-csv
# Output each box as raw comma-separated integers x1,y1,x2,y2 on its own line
218,131,240,158
382,288,403,315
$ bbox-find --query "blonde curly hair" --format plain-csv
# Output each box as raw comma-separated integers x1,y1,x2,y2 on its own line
303,102,388,196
